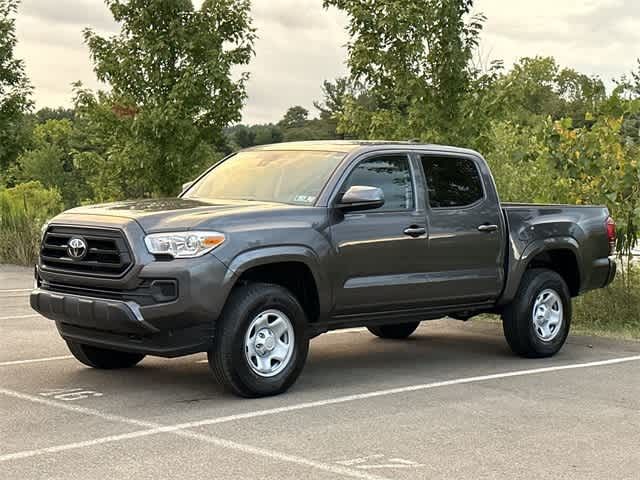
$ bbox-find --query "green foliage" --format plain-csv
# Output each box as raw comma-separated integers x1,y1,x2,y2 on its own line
492,57,607,127
0,181,63,265
13,119,90,208
313,77,352,138
33,107,75,124
323,0,483,143
278,106,310,130
0,0,33,172
226,124,284,150
78,0,256,197
573,264,640,339
225,102,344,151
546,116,639,256
485,114,640,257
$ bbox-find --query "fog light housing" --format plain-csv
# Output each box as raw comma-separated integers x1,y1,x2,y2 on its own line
150,280,178,303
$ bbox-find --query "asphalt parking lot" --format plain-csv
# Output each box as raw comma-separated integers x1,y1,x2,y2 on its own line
1,265,639,480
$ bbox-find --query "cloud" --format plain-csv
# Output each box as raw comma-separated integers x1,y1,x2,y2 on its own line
12,0,640,123
243,1,349,123
478,0,640,84
20,0,117,31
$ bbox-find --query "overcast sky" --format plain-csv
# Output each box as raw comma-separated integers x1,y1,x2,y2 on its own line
14,0,640,124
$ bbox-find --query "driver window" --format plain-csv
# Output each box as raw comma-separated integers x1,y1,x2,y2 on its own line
342,155,414,212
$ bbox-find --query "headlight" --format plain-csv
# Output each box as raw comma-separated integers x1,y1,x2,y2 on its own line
144,231,225,258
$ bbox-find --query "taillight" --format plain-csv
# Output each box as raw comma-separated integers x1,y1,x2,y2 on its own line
606,216,616,255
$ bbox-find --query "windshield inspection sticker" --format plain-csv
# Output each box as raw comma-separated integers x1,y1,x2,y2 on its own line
294,194,316,203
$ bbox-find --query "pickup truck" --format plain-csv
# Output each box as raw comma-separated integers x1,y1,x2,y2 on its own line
31,141,617,397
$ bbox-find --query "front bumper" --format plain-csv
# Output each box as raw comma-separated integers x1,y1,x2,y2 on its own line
31,289,157,334
32,253,234,357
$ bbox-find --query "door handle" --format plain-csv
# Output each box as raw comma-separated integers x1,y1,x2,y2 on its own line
403,226,426,238
477,224,498,233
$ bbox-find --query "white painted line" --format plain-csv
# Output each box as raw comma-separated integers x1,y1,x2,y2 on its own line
0,355,73,367
0,429,163,462
0,388,389,480
0,314,39,320
2,355,640,475
0,388,158,429
175,429,390,480
182,354,640,429
0,288,31,293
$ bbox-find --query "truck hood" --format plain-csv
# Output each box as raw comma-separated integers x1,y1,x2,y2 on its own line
59,197,296,232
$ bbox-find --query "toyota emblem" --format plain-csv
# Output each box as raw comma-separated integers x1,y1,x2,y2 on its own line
67,237,87,260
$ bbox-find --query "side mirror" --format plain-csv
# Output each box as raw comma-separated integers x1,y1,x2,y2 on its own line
337,185,385,212
181,181,194,193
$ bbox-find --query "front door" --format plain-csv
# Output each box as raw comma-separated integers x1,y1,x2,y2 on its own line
329,153,430,315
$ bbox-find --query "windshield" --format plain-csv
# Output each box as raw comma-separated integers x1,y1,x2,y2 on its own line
184,150,345,205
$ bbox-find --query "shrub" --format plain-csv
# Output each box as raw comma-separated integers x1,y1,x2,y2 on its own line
0,181,63,265
573,264,640,339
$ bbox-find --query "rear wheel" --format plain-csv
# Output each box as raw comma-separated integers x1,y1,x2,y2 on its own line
367,321,420,339
66,341,145,369
502,268,571,358
208,283,309,398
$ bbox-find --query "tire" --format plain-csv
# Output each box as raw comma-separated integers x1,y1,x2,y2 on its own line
208,283,309,398
66,341,145,369
367,321,420,339
502,268,571,358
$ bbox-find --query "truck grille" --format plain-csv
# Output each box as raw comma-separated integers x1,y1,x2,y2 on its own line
40,226,133,277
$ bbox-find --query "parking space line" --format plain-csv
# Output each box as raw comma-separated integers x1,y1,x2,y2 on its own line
0,429,163,462
0,356,73,367
0,288,31,293
0,387,389,480
172,354,640,430
0,388,159,428
0,314,39,321
3,354,638,468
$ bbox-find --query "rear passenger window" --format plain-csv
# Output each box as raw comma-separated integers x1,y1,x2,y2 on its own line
421,156,483,208
342,155,414,211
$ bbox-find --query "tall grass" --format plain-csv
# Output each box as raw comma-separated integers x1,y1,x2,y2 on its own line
573,262,640,339
0,182,63,266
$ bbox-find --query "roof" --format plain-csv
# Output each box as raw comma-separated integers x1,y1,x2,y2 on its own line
246,140,480,156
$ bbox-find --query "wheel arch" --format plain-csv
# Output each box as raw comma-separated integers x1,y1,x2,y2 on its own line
500,237,583,304
220,246,329,323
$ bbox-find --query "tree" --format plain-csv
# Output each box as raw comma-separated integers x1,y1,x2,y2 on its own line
34,107,75,124
314,78,350,120
606,59,640,146
323,0,483,143
494,57,606,127
252,124,283,145
14,119,90,208
0,0,32,174
80,0,255,197
313,77,351,138
278,106,309,130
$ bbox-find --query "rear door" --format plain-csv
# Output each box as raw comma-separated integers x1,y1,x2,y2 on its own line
417,152,504,304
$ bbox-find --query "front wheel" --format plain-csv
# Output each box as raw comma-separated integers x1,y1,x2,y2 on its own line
66,341,145,369
367,321,420,339
502,268,571,358
208,283,309,398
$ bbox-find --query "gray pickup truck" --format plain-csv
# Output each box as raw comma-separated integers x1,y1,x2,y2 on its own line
31,141,617,397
